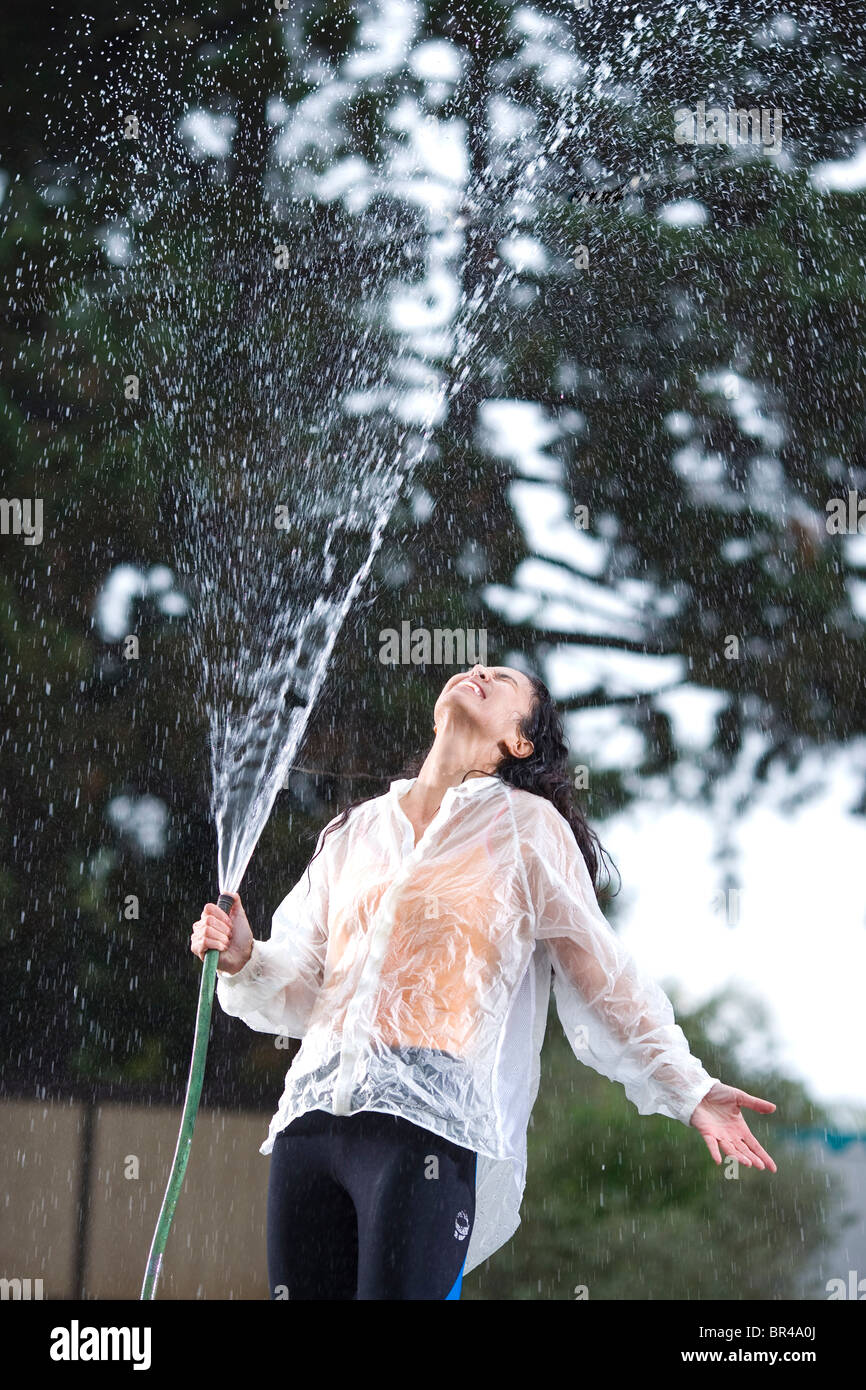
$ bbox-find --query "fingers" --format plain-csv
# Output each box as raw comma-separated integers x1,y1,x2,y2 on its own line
202,901,232,930
725,1123,760,1168
725,1141,755,1168
701,1127,777,1173
736,1091,776,1113
190,915,231,962
740,1127,778,1173
708,1134,758,1171
698,1123,754,1167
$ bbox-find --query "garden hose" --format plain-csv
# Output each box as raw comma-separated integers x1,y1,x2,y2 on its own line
140,892,236,1300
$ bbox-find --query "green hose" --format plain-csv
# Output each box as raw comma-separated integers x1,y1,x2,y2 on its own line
140,892,234,1300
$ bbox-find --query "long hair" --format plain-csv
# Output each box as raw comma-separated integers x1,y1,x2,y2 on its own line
305,675,618,900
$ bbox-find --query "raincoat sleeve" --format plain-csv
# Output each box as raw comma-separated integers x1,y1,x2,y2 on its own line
524,802,718,1126
214,820,335,1039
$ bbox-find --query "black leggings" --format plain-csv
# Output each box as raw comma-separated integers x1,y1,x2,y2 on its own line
266,1107,478,1300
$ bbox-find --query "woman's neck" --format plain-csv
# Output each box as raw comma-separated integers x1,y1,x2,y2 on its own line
403,731,496,816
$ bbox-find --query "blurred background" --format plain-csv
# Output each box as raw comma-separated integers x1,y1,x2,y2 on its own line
1,0,865,1299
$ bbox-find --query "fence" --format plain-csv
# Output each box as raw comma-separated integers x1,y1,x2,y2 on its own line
1,1097,273,1299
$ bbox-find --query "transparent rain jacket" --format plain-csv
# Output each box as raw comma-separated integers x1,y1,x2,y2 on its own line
216,774,718,1275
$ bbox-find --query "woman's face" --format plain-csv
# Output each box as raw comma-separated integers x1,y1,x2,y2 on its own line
434,665,536,752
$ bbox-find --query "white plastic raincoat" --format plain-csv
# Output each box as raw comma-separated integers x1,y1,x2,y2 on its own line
216,774,718,1275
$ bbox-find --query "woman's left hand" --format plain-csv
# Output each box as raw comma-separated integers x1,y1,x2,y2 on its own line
690,1082,777,1171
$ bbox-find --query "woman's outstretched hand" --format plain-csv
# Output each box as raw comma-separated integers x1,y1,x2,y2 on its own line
689,1082,777,1172
190,895,254,974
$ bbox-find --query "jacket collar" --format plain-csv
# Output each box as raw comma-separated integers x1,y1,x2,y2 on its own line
388,773,500,802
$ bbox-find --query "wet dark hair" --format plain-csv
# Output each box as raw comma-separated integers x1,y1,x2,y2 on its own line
305,673,619,902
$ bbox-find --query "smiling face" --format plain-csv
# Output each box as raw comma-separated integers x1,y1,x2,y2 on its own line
433,664,537,760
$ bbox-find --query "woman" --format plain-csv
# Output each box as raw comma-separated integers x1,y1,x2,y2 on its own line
191,663,777,1300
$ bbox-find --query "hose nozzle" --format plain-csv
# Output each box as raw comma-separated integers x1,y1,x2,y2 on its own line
217,893,236,915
